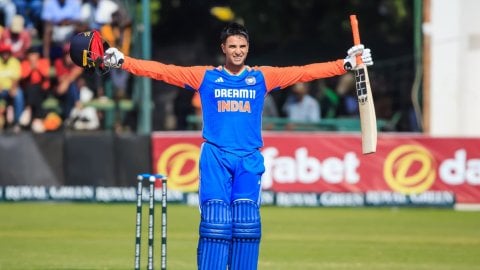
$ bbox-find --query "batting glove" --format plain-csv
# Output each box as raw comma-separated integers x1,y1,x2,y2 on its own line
343,44,373,70
104,47,125,68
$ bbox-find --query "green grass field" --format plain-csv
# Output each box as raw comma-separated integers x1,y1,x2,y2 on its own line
0,203,479,270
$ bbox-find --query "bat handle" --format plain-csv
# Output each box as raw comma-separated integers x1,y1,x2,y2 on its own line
350,15,363,64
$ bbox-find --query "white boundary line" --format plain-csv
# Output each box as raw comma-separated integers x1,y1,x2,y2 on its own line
455,203,480,211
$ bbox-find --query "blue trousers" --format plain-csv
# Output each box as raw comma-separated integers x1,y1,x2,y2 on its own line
197,142,264,270
198,142,265,205
0,89,24,123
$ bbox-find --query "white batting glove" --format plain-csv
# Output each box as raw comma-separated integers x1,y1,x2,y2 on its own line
104,47,125,68
343,44,373,70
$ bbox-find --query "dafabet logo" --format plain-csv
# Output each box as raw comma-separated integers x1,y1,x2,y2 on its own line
384,145,436,194
156,143,200,191
384,145,480,194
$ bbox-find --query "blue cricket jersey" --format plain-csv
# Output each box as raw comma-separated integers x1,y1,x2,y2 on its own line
122,57,347,153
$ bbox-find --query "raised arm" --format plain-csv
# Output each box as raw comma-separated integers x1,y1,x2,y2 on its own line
121,56,209,90
104,48,209,90
259,60,346,92
260,45,373,91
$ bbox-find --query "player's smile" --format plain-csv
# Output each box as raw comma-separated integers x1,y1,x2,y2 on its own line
222,35,249,74
233,55,243,62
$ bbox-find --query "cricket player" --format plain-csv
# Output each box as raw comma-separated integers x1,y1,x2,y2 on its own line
70,22,373,270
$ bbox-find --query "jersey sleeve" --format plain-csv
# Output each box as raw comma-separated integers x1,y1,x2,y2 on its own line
121,56,210,90
258,59,347,92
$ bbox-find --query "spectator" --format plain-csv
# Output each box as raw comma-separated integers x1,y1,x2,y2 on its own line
262,94,279,130
96,0,132,55
19,46,50,131
52,43,83,121
316,79,340,119
79,0,122,31
263,94,278,118
12,0,43,32
67,82,100,130
282,82,320,123
0,43,23,131
0,15,32,61
41,0,82,61
335,73,358,117
78,0,97,31
78,0,132,130
97,0,132,101
0,0,16,28
78,0,132,95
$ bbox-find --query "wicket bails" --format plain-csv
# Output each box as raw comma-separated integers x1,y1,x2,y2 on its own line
134,174,168,270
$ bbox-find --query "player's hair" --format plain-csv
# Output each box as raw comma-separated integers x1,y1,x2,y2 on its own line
220,22,249,44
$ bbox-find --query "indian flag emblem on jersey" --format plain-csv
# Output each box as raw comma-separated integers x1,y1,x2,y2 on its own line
245,76,256,85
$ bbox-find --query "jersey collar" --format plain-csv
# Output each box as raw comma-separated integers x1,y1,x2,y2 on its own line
219,65,251,76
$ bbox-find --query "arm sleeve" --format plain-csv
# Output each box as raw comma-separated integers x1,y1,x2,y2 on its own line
259,59,346,92
121,56,209,90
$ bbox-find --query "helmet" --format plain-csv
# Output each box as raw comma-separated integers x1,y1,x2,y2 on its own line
69,30,110,72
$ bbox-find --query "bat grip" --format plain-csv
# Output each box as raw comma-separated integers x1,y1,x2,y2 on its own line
350,15,363,64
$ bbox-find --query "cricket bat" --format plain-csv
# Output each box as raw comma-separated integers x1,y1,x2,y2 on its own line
350,15,377,154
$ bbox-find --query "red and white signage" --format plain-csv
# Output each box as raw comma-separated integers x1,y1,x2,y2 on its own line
151,132,480,204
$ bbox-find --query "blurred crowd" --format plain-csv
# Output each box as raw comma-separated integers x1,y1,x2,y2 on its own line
0,0,408,134
0,0,132,133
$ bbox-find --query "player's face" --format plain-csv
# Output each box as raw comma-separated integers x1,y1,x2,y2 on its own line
222,35,249,69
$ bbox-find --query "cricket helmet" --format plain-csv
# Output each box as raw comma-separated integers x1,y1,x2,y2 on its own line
69,30,110,72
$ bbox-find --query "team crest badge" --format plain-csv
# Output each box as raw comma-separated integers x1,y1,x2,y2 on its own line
245,76,256,85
